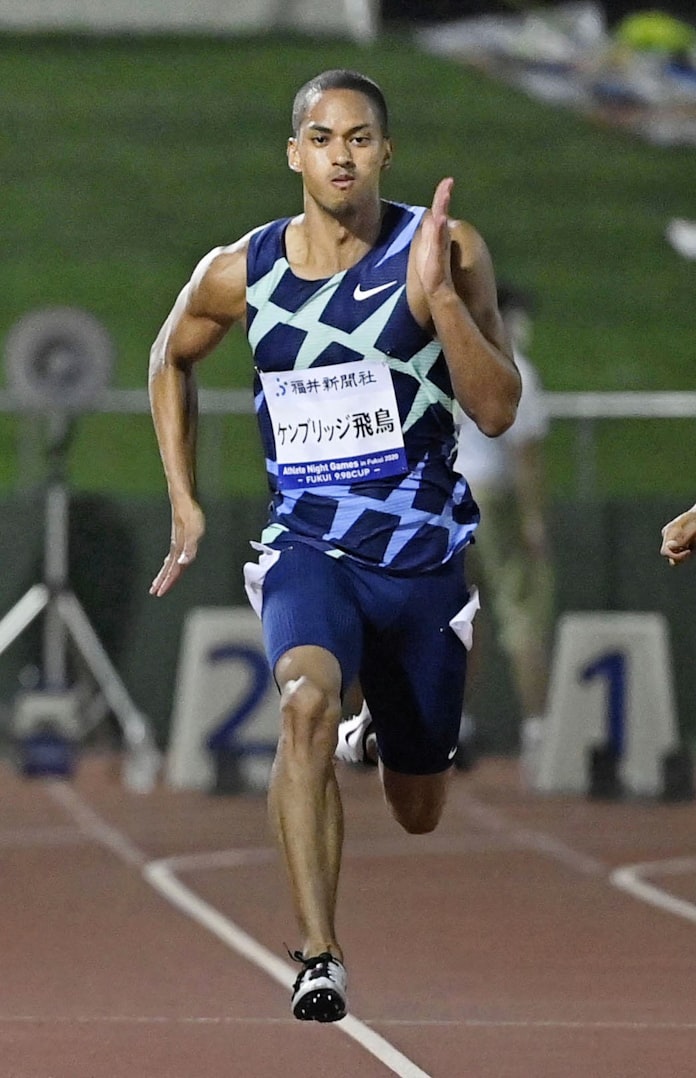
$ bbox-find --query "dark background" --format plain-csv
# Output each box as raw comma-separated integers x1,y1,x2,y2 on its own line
381,0,696,29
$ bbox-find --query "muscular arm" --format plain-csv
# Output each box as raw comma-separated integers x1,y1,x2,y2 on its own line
410,178,521,436
148,239,248,595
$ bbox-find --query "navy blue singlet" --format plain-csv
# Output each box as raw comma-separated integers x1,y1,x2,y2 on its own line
246,200,479,574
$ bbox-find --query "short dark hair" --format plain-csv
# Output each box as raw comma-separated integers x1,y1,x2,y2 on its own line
291,69,389,136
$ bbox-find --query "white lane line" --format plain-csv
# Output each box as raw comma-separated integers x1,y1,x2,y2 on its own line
379,1018,696,1030
610,856,696,924
0,1015,296,1025
458,789,696,929
147,836,526,874
2,1014,696,1030
145,855,432,1078
47,782,145,867
48,785,432,1078
454,792,606,876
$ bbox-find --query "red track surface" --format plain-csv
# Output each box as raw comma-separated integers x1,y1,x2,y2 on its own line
2,753,696,1077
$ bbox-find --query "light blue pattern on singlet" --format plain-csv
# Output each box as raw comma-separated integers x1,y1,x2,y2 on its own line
374,205,425,267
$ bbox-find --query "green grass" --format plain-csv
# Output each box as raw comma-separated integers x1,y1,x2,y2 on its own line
0,32,694,497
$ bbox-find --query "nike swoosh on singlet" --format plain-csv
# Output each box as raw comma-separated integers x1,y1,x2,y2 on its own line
353,280,399,301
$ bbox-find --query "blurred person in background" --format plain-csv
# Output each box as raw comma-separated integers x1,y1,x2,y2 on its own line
660,505,696,564
453,284,554,778
148,68,520,1023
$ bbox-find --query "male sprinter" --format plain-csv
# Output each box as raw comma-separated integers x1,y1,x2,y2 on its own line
149,69,520,1021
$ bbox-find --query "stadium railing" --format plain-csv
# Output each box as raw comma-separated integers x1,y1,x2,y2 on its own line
1,389,696,500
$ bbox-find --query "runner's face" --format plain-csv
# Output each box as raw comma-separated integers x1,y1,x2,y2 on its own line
288,89,391,216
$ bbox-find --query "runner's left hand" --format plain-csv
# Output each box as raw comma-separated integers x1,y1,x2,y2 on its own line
414,177,455,298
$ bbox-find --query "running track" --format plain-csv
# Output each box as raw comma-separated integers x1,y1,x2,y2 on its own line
2,753,696,1077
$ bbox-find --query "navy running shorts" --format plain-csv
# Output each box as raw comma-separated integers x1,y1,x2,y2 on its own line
259,541,470,775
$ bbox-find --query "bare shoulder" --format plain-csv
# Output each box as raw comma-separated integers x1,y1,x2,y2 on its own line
444,217,498,309
410,207,484,255
188,224,266,323
445,217,509,352
446,217,490,271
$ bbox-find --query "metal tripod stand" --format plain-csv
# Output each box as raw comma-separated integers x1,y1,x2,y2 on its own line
0,415,160,792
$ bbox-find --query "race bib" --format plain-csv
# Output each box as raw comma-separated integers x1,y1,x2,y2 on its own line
259,360,407,490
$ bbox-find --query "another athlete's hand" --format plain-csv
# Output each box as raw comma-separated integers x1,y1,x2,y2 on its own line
660,507,696,566
414,177,455,299
150,498,206,596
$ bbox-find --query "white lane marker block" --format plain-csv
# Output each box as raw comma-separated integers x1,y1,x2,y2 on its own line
166,607,279,791
535,612,680,796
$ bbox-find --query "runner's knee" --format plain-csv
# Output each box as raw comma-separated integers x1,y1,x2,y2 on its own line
387,800,442,835
279,676,340,757
382,771,448,834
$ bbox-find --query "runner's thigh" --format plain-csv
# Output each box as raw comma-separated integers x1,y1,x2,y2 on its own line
261,542,364,693
359,555,469,774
